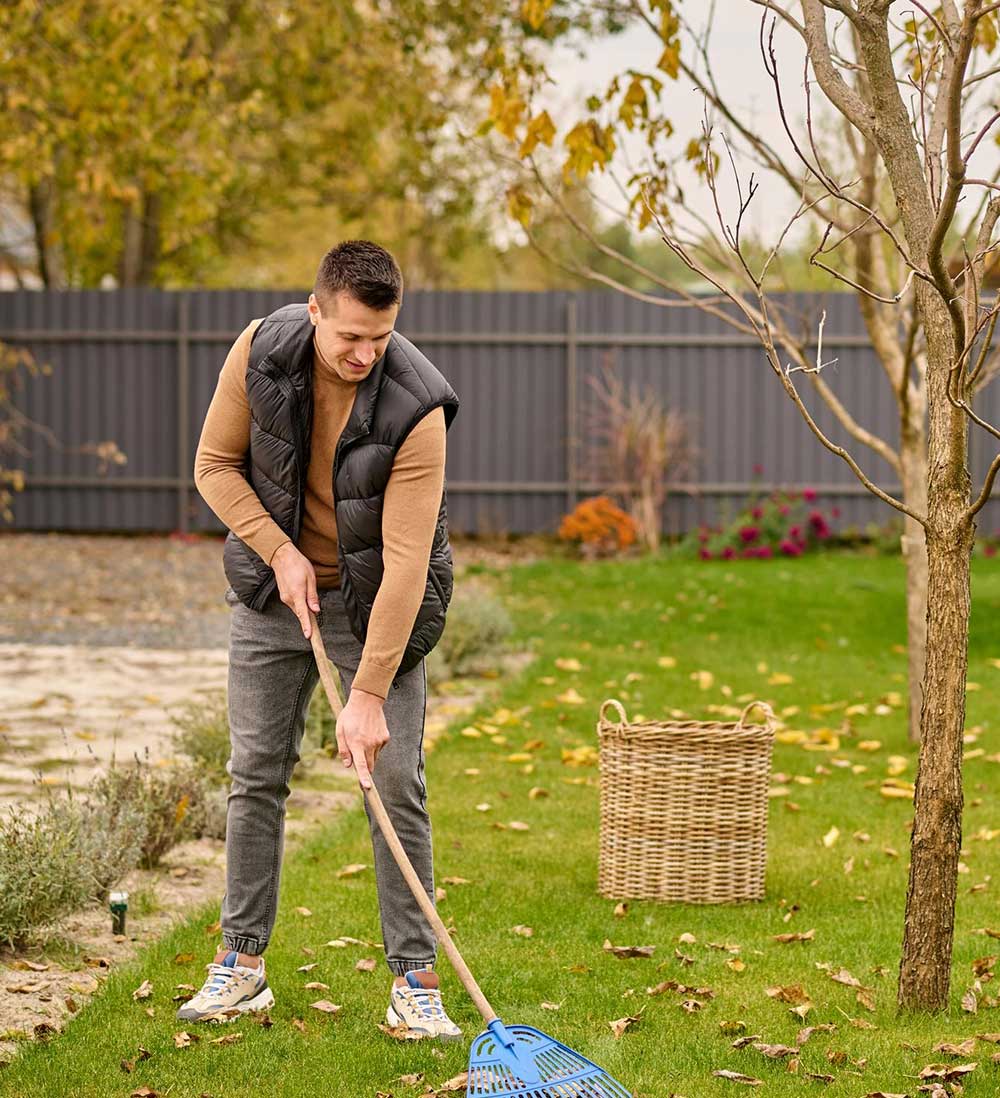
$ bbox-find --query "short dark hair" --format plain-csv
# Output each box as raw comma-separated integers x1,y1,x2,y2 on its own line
314,240,403,312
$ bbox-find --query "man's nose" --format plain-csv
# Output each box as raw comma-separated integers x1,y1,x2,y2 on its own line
358,342,376,364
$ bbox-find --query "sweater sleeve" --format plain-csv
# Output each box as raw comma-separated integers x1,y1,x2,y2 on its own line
351,406,448,700
193,319,293,567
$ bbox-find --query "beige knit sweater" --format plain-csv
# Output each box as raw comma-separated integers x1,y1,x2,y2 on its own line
193,318,447,700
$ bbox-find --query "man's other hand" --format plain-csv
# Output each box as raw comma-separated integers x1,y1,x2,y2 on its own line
337,689,389,790
272,542,320,637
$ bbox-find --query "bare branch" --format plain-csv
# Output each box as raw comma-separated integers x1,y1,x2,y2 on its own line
968,451,1000,518
800,0,877,141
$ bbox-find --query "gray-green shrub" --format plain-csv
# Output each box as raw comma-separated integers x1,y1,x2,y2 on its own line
437,586,513,676
171,692,231,781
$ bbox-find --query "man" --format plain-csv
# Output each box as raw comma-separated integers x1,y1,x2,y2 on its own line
186,241,461,1038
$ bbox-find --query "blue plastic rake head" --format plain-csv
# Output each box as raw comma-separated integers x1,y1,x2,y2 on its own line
467,1018,632,1097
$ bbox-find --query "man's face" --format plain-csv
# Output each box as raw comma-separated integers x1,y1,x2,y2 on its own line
308,291,399,383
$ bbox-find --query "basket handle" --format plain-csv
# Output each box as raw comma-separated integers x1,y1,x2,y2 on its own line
599,698,628,731
736,699,776,729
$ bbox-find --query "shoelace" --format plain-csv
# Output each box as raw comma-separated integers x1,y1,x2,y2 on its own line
397,985,446,1020
200,962,257,1000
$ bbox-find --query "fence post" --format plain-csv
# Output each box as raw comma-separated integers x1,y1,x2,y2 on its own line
176,293,191,533
565,294,579,517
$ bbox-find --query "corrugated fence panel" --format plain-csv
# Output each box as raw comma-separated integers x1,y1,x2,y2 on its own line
2,288,999,536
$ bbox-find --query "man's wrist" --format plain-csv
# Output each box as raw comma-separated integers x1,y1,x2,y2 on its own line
349,686,385,707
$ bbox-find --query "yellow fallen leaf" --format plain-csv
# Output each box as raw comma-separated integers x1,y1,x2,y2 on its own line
556,689,585,705
657,656,677,669
857,741,882,752
460,727,482,739
691,670,714,691
887,755,908,777
822,827,840,848
555,658,583,672
768,672,794,685
776,730,808,745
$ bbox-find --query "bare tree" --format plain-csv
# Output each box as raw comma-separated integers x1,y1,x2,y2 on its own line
489,0,1000,1011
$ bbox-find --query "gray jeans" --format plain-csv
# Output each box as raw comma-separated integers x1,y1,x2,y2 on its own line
220,583,437,976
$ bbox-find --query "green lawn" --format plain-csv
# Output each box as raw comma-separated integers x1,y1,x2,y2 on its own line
4,549,1000,1098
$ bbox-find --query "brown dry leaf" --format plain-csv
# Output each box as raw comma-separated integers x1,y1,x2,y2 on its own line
753,1043,798,1059
609,1014,640,1039
727,958,746,973
210,1033,243,1046
304,981,329,990
528,787,549,800
765,984,811,1006
603,939,655,959
962,987,979,1013
442,876,471,886
310,1000,343,1014
131,979,153,1001
540,1001,562,1011
711,1069,763,1086
919,1062,977,1081
933,1038,976,1057
806,1073,835,1084
508,821,530,832
356,958,377,973
379,1022,427,1041
13,960,49,972
850,1017,878,1030
555,657,583,672
511,925,534,938
173,952,196,965
678,932,697,945
679,999,703,1013
433,1073,470,1093
862,1093,908,1097
173,1031,200,1048
731,1035,762,1049
976,1032,1000,1042
797,1024,837,1045
297,963,318,972
336,863,369,879
720,1021,748,1035
614,903,629,918
828,967,862,988
84,955,112,968
856,988,877,1012
295,906,313,917
129,1090,159,1098
774,930,815,944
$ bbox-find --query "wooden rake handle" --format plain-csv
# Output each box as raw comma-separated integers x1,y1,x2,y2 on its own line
307,611,499,1026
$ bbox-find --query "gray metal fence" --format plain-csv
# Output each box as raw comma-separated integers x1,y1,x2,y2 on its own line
3,289,999,537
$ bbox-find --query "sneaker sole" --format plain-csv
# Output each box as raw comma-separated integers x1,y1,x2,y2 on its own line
177,984,275,1024
386,1004,462,1042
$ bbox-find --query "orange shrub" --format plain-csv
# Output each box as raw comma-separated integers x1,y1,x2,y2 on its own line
558,496,638,558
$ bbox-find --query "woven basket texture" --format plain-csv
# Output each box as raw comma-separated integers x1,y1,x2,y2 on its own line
597,698,776,904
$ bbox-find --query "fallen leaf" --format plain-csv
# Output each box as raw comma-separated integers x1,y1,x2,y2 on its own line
511,925,534,938
962,987,979,1013
933,1038,976,1056
297,963,318,972
336,864,368,879
919,1062,977,1081
711,1069,763,1086
131,980,153,1002
173,1031,201,1048
823,827,840,848
210,1033,243,1046
397,1072,425,1086
614,903,629,918
355,958,377,972
442,876,471,886
765,984,811,1006
304,981,329,990
774,930,815,944
609,1014,640,1039
753,1043,798,1059
295,906,313,917
310,1000,343,1014
540,1001,562,1011
379,1022,427,1041
508,821,530,831
603,939,655,959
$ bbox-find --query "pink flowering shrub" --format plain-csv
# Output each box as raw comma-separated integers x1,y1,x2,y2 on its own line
685,471,840,561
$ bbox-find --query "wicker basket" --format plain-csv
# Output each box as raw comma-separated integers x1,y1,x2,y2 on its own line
597,698,777,904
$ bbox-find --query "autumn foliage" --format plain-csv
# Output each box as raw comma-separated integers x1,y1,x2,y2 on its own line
558,495,637,558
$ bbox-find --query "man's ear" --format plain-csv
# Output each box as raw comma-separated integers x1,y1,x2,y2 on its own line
307,292,320,324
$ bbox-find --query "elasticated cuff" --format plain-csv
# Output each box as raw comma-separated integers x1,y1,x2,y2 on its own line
387,958,436,977
222,934,265,956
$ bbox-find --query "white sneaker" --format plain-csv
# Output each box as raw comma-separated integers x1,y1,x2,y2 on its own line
175,949,275,1023
387,971,462,1041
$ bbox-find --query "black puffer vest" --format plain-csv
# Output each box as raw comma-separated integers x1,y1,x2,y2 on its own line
222,303,460,676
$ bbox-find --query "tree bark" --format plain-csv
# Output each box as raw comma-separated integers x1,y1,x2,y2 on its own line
897,288,975,1011
899,418,929,744
27,179,67,289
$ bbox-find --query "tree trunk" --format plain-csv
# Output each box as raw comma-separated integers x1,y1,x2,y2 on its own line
899,414,929,744
897,293,975,1011
118,189,162,287
27,179,67,289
